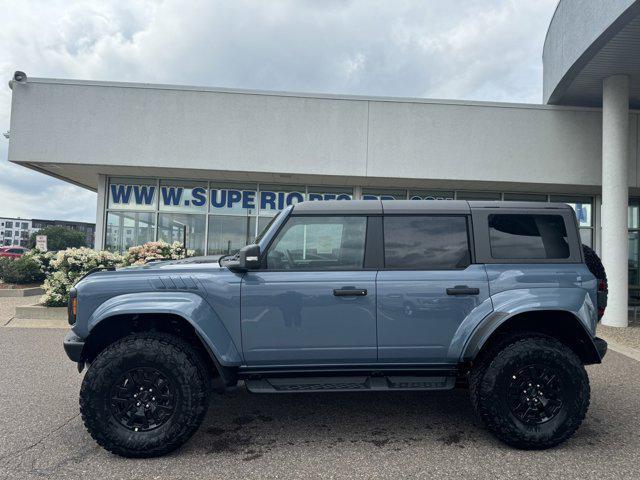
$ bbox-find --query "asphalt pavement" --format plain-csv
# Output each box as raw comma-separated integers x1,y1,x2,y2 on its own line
0,326,639,480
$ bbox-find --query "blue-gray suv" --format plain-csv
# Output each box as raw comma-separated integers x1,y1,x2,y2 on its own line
63,200,608,457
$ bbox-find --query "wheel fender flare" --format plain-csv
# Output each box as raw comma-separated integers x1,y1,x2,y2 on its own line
459,288,600,363
81,291,242,366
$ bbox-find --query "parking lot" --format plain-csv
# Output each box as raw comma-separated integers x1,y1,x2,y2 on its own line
0,326,639,480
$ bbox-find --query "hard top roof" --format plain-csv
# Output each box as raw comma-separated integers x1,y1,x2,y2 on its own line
291,200,573,215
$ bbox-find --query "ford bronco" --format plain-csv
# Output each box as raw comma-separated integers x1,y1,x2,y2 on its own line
63,200,608,457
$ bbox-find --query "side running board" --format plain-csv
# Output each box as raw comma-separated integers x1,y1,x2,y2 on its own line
245,375,455,393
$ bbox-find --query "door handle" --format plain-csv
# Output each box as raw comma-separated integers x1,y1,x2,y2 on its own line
333,288,367,297
446,285,480,296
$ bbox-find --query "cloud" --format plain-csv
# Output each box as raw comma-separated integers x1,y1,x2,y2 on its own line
0,0,557,222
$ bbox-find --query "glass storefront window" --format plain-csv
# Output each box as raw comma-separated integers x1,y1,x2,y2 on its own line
630,231,640,286
108,177,157,211
258,216,275,236
503,193,548,202
158,213,206,255
456,191,501,201
307,186,353,201
409,190,454,200
258,184,306,216
209,182,258,216
579,229,592,248
550,195,592,227
207,215,256,255
105,178,602,270
362,188,407,200
159,180,208,214
629,200,640,297
629,204,639,228
105,212,156,252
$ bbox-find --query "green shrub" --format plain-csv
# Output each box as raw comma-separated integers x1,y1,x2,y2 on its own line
0,256,14,281
2,256,45,285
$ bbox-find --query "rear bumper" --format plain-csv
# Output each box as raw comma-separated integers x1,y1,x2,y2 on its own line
63,331,84,363
593,336,608,361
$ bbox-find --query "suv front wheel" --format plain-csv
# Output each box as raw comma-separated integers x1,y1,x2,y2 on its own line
470,336,590,449
80,332,211,457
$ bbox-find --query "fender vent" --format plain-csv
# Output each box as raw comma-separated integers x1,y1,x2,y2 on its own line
150,276,200,291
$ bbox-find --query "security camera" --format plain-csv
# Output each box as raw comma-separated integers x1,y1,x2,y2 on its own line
13,71,27,82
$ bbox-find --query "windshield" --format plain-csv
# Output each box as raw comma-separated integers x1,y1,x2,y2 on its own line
254,212,281,244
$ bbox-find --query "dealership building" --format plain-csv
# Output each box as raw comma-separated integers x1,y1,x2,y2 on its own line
5,0,640,327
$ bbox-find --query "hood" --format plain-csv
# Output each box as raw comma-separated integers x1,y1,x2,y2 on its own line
123,255,225,270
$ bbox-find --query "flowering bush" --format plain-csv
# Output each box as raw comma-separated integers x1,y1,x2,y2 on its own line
38,242,194,306
121,241,195,266
27,249,56,276
41,248,122,307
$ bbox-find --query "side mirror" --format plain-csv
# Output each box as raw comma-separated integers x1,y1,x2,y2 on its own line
228,244,261,272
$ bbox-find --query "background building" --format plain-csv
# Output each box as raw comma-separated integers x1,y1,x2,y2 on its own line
0,217,33,247
5,0,640,326
0,217,95,247
31,219,95,249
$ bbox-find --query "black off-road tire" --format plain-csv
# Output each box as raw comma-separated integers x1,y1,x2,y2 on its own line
470,336,590,449
80,332,211,458
468,332,543,414
582,244,607,283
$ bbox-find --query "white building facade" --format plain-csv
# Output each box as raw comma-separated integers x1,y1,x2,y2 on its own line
0,217,33,247
6,0,640,326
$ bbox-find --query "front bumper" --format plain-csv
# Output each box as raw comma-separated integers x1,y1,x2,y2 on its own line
593,336,608,361
63,330,84,363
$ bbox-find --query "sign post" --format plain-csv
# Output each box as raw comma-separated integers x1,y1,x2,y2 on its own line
35,235,48,252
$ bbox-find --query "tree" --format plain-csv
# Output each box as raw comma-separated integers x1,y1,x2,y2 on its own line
29,226,87,251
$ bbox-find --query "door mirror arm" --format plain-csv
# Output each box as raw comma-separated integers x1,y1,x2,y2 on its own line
227,244,261,273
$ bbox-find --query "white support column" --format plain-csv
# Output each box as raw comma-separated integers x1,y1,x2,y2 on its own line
94,174,107,250
601,75,630,327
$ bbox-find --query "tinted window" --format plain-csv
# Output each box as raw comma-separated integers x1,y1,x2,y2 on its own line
267,216,367,270
489,214,569,259
384,216,470,269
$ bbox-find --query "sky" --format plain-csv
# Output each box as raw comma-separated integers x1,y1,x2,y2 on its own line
0,0,558,223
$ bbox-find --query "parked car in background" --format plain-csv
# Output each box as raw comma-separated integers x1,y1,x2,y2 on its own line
0,246,27,259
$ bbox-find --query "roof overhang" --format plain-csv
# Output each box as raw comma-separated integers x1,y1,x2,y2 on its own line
543,0,640,107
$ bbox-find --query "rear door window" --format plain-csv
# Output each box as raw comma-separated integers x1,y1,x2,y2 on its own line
488,214,569,259
383,216,470,269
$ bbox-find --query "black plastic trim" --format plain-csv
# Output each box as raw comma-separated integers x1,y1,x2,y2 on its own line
593,337,608,360
364,215,383,269
63,330,84,363
237,363,461,380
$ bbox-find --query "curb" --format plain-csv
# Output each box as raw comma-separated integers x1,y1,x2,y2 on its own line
0,287,44,298
599,336,640,362
14,304,67,321
4,317,68,329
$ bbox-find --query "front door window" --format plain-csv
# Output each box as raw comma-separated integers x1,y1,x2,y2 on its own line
266,216,367,270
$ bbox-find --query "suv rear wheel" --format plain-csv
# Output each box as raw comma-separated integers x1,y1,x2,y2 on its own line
470,336,590,449
80,332,211,457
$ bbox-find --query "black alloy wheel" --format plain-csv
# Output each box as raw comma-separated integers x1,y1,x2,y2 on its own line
109,367,176,432
506,364,564,425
